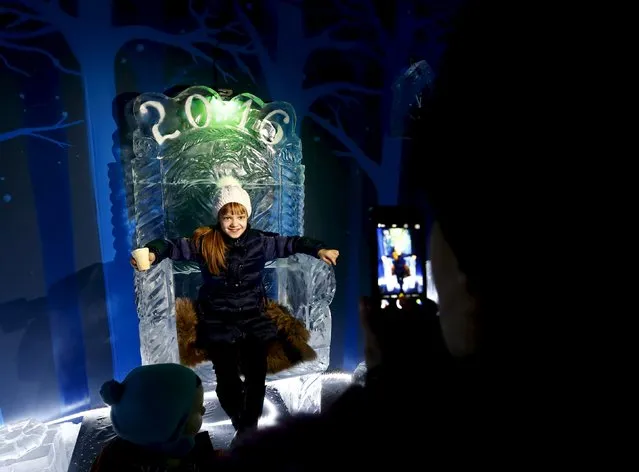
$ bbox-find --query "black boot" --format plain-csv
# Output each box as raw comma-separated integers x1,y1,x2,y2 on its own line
230,336,267,447
230,414,242,431
230,422,257,448
229,396,260,448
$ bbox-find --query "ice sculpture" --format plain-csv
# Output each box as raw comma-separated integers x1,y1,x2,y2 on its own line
0,420,80,472
127,86,335,387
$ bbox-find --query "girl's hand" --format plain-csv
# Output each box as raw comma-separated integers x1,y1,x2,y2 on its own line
318,249,339,266
130,251,156,270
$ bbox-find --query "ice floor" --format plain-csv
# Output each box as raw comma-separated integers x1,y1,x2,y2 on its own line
0,371,356,472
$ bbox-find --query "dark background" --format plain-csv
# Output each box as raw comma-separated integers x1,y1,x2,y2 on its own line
0,0,459,425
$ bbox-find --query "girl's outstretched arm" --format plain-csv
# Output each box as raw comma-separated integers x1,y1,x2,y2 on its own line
260,232,326,261
145,237,199,263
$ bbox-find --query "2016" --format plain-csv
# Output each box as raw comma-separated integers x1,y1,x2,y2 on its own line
139,94,289,146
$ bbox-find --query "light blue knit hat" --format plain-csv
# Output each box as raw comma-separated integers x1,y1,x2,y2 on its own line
100,363,200,447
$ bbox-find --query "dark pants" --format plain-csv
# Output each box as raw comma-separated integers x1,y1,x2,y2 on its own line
208,336,268,431
196,302,277,432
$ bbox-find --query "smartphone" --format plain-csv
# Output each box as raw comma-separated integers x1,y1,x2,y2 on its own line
369,206,428,311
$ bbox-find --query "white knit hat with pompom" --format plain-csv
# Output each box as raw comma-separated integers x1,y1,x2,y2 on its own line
213,176,252,218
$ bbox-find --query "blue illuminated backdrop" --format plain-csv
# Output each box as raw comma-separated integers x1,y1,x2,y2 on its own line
0,0,458,423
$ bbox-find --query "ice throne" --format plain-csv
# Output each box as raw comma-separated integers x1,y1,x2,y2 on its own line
127,86,335,397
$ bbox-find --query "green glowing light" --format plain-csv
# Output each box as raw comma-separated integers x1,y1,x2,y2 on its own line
184,92,266,131
210,98,240,122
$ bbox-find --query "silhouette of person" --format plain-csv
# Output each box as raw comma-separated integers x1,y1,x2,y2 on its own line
390,248,410,293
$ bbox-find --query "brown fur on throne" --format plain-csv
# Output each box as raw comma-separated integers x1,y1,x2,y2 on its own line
175,297,317,374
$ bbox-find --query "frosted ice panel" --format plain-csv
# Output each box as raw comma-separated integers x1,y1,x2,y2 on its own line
131,131,164,246
0,419,47,463
193,362,217,393
268,373,323,415
0,420,80,472
279,254,334,352
265,254,334,381
135,258,179,365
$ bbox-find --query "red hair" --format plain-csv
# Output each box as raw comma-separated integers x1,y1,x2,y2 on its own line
193,202,248,275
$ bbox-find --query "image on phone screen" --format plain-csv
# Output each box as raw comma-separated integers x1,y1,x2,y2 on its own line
376,223,425,305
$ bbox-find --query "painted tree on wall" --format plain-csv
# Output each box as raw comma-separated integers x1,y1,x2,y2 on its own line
0,33,82,146
0,0,251,380
0,114,82,146
309,1,444,205
304,1,446,367
1,0,249,257
233,0,378,136
0,15,90,411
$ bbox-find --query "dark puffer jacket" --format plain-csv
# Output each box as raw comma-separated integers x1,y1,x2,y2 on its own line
146,226,325,317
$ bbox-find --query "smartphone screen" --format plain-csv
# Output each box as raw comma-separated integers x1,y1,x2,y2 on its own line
371,207,427,310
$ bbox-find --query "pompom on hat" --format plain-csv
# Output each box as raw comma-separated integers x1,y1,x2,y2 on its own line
213,175,252,218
